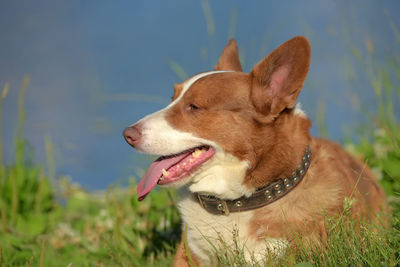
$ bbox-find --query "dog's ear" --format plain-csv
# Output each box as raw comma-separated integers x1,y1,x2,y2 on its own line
250,36,310,119
214,39,242,71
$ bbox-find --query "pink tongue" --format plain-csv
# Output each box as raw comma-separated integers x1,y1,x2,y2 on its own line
137,152,189,201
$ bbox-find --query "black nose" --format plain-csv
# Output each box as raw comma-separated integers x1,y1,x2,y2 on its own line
123,125,141,147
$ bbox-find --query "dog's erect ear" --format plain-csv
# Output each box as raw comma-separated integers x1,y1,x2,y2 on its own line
214,39,242,71
250,36,310,119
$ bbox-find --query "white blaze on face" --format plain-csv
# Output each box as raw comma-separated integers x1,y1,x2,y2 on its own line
134,71,232,156
130,70,254,198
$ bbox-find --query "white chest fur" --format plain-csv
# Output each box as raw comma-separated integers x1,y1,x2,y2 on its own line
178,190,288,265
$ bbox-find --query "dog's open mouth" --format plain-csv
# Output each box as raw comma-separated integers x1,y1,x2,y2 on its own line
137,146,215,201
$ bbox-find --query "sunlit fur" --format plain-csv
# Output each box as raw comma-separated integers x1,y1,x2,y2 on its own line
128,37,386,267
133,71,252,198
178,189,287,263
134,71,231,156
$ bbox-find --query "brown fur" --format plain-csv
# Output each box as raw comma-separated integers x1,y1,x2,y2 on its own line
169,37,386,266
174,235,200,267
214,39,243,72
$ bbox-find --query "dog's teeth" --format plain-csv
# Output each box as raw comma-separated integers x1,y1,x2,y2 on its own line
189,158,194,163
159,177,164,181
162,169,170,177
192,149,203,158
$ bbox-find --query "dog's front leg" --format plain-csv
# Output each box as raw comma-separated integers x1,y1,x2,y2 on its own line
173,237,200,267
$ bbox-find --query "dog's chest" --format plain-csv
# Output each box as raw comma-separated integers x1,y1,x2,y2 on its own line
178,193,287,264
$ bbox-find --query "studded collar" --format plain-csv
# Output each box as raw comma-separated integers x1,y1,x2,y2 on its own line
195,146,311,215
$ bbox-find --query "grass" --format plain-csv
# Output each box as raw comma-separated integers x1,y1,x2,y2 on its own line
1,5,399,266
205,213,399,267
0,63,399,267
0,79,181,266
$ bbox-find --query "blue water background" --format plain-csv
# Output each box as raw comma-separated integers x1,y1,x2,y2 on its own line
0,0,399,189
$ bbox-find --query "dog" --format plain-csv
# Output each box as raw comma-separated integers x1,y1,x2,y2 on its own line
123,36,386,266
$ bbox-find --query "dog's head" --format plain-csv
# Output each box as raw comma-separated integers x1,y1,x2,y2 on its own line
124,36,311,201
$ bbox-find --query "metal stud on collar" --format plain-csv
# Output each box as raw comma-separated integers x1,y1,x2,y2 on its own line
217,200,230,215
196,145,311,216
263,145,311,203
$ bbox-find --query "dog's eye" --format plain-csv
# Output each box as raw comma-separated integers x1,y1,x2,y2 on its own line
186,104,200,112
190,104,199,110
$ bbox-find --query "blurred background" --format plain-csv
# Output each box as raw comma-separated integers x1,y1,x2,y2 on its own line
0,0,399,190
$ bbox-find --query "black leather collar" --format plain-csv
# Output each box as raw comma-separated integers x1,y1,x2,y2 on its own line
195,146,311,215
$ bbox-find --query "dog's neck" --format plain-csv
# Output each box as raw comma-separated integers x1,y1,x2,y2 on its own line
244,109,312,189
195,145,312,215
184,108,312,202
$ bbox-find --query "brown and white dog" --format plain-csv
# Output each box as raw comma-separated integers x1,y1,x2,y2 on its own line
123,36,386,266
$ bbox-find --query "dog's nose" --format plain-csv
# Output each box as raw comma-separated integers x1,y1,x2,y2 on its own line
123,125,141,147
